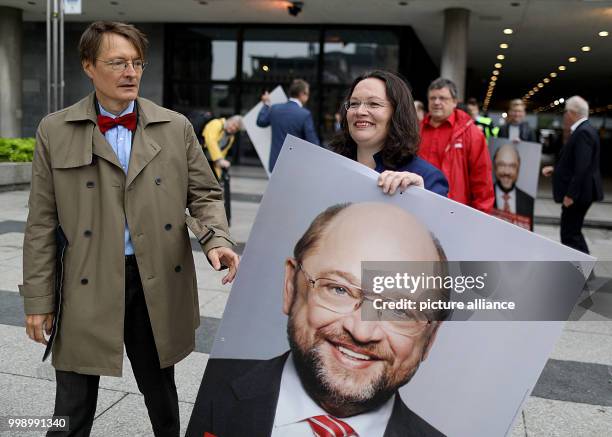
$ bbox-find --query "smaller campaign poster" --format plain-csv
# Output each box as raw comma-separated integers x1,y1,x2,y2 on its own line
489,137,543,231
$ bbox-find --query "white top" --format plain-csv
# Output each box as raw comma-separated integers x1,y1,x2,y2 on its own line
270,354,395,437
508,124,520,141
495,185,517,214
570,117,588,133
289,97,303,108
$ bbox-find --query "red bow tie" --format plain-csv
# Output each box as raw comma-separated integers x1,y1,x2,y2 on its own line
97,112,137,134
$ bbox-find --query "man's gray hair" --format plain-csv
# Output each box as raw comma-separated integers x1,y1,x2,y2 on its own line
225,115,243,128
428,78,458,99
565,96,589,117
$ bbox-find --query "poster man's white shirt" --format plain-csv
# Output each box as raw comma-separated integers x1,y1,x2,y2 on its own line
495,186,517,214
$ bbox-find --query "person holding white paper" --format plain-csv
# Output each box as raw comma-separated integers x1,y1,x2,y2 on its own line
330,70,448,197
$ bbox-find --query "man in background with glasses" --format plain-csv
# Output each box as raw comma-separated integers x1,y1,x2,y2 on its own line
21,21,239,436
418,78,494,214
188,202,448,437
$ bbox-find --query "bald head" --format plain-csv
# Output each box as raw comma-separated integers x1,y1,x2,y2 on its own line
495,144,520,165
294,203,442,267
325,203,439,262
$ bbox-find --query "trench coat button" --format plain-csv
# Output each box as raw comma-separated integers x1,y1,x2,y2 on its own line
84,230,92,237
164,224,172,231
174,265,182,273
154,177,162,185
81,278,89,285
86,181,95,188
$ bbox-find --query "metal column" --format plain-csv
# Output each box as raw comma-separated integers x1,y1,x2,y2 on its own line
47,0,64,113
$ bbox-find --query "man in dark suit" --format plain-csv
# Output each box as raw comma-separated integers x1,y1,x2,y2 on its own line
542,96,603,254
493,143,535,230
187,203,449,437
498,99,537,142
256,79,320,171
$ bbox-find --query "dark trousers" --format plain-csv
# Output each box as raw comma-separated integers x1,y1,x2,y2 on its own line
560,202,592,254
48,258,180,437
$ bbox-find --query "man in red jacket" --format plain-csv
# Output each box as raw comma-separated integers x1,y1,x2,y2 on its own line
418,78,494,213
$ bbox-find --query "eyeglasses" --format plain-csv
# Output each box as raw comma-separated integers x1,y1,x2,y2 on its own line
97,58,147,72
344,100,389,112
298,264,431,337
428,96,453,103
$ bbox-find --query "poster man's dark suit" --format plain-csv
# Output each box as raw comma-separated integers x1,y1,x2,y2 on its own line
494,186,535,230
186,352,445,437
552,120,603,253
256,100,320,171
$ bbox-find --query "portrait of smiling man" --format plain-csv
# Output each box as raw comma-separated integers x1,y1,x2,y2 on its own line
20,21,239,437
187,202,448,437
492,143,535,230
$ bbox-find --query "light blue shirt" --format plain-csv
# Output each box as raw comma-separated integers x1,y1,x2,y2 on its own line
98,101,135,255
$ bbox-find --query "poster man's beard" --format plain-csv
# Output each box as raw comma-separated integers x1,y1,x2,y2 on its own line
496,180,516,193
287,316,419,417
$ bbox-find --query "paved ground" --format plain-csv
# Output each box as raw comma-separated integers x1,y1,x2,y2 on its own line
0,167,610,436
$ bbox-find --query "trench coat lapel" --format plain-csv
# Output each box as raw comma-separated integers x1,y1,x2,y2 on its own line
126,97,171,187
92,127,123,169
126,125,161,187
63,92,124,170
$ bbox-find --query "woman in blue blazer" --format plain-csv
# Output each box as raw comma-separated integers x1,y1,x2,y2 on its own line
329,70,448,197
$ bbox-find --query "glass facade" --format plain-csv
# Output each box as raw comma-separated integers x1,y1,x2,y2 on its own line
164,24,433,165
323,29,399,85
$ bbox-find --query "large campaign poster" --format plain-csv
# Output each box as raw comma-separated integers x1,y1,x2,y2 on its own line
242,85,288,177
186,136,593,437
489,137,543,231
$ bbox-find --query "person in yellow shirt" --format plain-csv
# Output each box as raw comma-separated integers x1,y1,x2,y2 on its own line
203,115,242,179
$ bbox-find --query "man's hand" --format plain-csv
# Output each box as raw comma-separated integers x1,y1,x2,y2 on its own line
215,158,231,169
378,171,424,195
261,91,271,105
26,313,54,345
542,166,554,177
207,247,240,285
563,196,574,207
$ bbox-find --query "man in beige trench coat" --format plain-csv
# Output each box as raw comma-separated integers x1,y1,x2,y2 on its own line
19,22,239,437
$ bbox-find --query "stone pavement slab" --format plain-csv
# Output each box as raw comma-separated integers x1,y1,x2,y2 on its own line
549,328,612,366
198,288,230,319
533,359,612,406
564,320,612,336
521,397,611,437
